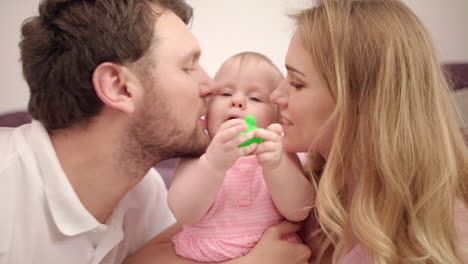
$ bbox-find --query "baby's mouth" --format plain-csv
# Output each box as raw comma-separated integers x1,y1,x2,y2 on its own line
225,114,240,122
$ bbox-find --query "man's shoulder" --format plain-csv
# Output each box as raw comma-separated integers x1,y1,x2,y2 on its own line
0,125,28,170
0,127,33,258
118,168,175,253
0,126,18,150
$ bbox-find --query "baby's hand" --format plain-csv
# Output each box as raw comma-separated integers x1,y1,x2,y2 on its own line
253,123,284,171
205,119,258,171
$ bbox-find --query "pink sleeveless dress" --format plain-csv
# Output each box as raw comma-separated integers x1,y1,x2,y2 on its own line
172,155,300,262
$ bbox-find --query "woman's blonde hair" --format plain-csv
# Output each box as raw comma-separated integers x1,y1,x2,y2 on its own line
294,0,468,263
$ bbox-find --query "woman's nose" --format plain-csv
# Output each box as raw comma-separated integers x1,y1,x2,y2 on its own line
270,80,288,107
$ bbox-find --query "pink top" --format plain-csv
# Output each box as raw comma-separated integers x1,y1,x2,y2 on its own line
304,199,468,263
173,155,299,262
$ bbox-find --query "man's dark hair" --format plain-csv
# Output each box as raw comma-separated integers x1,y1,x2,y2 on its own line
20,0,192,129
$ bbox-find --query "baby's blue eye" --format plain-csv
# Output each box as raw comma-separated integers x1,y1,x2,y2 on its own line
221,93,231,96
250,97,261,102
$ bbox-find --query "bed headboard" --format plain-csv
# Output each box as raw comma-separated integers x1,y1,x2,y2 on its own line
444,63,468,90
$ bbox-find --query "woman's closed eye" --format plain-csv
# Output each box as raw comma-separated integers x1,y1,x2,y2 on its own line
289,81,305,89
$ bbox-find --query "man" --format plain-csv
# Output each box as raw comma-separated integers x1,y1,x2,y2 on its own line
1,0,311,263
0,0,214,263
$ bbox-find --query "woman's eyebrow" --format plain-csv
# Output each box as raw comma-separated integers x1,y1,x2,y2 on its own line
286,64,306,77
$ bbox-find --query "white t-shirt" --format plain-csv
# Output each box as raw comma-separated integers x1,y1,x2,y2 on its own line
0,121,175,264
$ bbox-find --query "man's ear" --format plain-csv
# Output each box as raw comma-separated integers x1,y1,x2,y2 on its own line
92,62,138,114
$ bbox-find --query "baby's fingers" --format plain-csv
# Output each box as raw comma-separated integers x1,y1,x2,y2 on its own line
218,118,245,131
227,131,256,149
254,140,279,155
254,128,282,142
266,123,283,136
217,123,247,144
238,143,258,156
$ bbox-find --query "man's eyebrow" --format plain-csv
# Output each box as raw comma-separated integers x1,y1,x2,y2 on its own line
285,64,305,77
181,50,201,62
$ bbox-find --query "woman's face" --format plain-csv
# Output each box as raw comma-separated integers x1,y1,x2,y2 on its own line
270,32,335,158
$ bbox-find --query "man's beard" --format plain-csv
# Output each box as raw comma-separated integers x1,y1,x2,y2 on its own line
122,92,209,176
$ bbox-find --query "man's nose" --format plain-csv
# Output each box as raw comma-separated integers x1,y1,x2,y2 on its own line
199,67,215,99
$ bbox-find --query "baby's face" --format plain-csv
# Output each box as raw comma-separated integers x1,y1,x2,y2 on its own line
206,59,281,137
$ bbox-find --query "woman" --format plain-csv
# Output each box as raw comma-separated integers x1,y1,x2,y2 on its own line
270,0,468,263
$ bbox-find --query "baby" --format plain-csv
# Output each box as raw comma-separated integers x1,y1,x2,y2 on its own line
168,52,314,262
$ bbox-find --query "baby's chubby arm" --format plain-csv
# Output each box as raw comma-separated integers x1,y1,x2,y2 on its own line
253,124,314,222
168,119,258,224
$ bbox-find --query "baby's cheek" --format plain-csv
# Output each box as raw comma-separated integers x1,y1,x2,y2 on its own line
260,107,279,127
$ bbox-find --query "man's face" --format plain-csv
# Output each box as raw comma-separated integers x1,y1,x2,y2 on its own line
129,8,214,162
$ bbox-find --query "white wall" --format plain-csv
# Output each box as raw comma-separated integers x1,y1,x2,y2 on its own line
404,0,468,63
1,0,467,114
0,0,41,113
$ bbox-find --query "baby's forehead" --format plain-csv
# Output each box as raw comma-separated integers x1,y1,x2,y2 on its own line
221,56,272,70
215,56,283,82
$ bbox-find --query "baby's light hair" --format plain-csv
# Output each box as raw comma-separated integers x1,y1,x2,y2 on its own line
215,51,284,83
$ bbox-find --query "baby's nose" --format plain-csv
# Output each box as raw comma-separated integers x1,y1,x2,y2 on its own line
231,101,243,108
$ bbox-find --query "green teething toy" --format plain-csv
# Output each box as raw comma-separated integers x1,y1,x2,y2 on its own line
237,115,265,148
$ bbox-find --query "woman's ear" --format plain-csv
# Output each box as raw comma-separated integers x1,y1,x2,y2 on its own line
92,62,137,114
